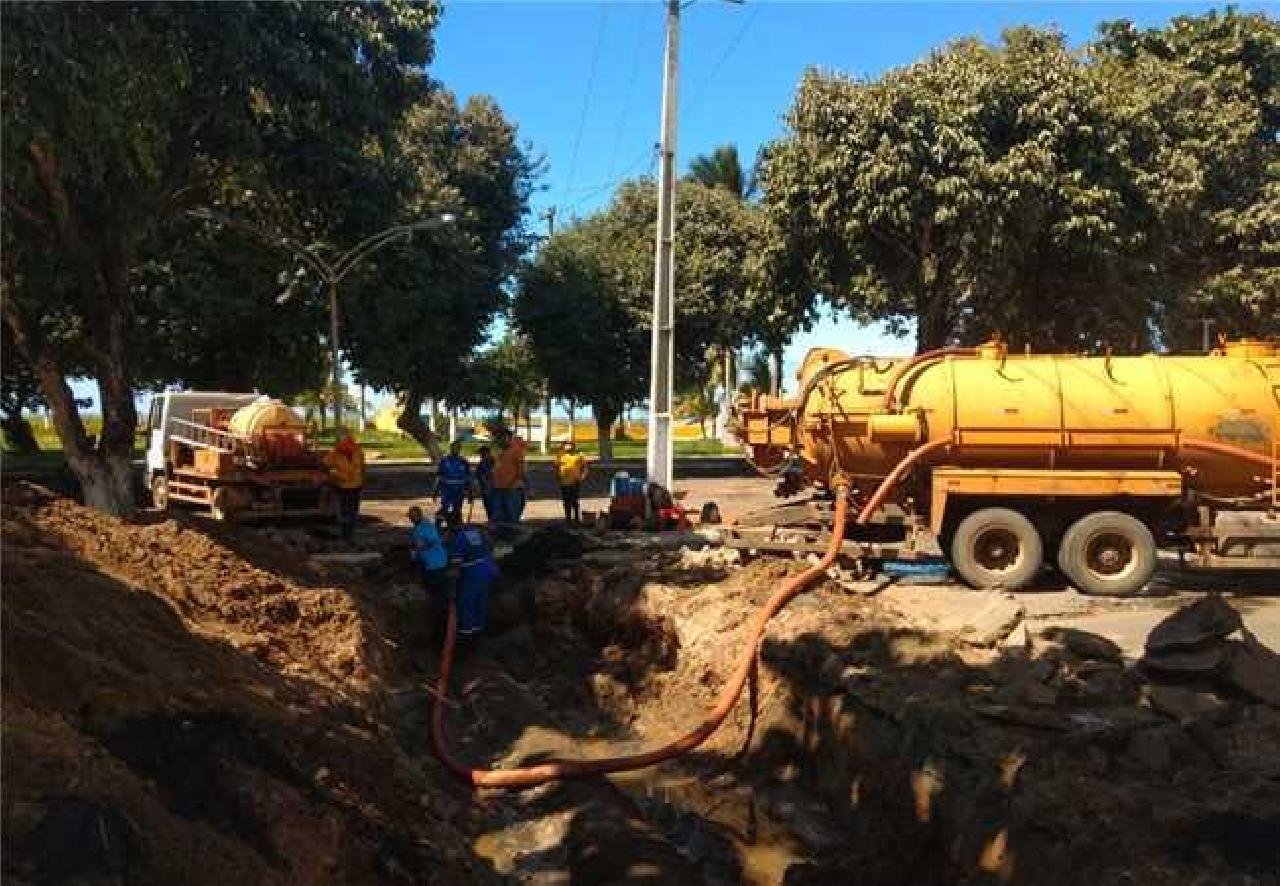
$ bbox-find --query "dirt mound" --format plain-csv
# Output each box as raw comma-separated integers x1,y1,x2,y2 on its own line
3,482,377,703
2,484,489,884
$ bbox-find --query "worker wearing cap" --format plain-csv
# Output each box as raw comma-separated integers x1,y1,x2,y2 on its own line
554,440,589,523
325,428,365,541
449,522,498,641
435,441,472,525
407,505,448,635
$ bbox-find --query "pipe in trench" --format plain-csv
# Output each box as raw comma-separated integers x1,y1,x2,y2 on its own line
431,491,852,790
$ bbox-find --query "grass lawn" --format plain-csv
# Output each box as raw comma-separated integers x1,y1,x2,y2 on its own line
320,428,733,460
3,428,733,473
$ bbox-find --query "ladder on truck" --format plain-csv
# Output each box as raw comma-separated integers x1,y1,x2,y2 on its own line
168,417,246,456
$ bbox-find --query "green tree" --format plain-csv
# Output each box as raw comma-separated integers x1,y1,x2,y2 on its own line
1,326,44,453
470,330,546,432
760,15,1279,355
597,179,759,387
760,40,1000,353
1,1,437,513
1094,9,1279,348
515,223,649,463
339,90,536,458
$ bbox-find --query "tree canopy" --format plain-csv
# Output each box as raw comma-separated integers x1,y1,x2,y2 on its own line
758,10,1279,353
1,1,442,511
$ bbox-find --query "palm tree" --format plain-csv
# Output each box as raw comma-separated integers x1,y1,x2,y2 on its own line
685,145,754,200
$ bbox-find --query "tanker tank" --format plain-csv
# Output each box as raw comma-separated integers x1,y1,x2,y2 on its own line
734,339,1279,594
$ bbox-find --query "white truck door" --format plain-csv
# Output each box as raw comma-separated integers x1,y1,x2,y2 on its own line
145,396,167,476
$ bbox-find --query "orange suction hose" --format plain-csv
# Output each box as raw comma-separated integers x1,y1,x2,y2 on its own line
431,490,851,790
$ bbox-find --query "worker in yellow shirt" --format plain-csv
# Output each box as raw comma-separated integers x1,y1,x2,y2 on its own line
554,440,589,523
324,427,366,541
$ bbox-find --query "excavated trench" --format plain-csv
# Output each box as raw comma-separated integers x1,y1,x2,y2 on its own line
5,485,1276,886
391,531,1280,885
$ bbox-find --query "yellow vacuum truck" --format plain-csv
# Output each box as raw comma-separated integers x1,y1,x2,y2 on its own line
733,338,1279,595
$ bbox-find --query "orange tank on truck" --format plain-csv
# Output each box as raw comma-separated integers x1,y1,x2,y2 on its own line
734,339,1279,595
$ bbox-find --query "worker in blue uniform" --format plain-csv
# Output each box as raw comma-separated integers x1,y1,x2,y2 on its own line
435,441,472,526
448,522,498,642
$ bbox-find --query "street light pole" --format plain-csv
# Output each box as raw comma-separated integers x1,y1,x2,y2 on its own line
646,0,680,490
187,209,455,428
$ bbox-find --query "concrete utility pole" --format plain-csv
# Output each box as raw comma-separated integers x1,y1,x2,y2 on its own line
646,0,681,489
540,207,557,454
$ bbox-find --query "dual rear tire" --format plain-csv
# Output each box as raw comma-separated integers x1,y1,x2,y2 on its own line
950,507,1156,596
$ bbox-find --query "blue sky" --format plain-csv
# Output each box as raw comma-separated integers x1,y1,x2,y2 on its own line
429,0,1269,388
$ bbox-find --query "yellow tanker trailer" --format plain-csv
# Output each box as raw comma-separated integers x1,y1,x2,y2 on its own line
733,339,1280,595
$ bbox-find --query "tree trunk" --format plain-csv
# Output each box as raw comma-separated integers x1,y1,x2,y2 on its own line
916,280,951,353
593,404,617,465
1,413,40,454
769,348,784,396
396,387,443,461
540,385,550,455
72,450,136,516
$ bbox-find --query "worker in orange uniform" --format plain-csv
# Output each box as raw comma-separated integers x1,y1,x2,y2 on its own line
554,440,589,523
325,427,366,541
490,428,527,535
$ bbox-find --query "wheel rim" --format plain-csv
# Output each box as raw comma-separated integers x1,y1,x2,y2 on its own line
1084,531,1134,578
974,527,1021,573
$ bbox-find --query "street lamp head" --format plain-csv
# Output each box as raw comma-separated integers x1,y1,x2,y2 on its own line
439,212,457,225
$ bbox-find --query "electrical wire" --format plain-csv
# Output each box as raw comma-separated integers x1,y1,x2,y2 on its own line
605,3,652,182
686,4,760,113
559,2,612,210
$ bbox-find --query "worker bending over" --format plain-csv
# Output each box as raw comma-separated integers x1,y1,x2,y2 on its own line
449,522,498,644
554,440,589,523
407,505,448,636
325,428,365,541
435,441,472,525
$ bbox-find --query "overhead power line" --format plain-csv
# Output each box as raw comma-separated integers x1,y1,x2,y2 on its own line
686,4,760,112
560,2,611,209
605,4,652,182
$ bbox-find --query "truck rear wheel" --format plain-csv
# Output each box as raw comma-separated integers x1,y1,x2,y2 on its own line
1058,511,1156,597
951,508,1043,590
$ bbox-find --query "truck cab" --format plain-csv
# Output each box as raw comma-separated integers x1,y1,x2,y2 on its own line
143,391,261,482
